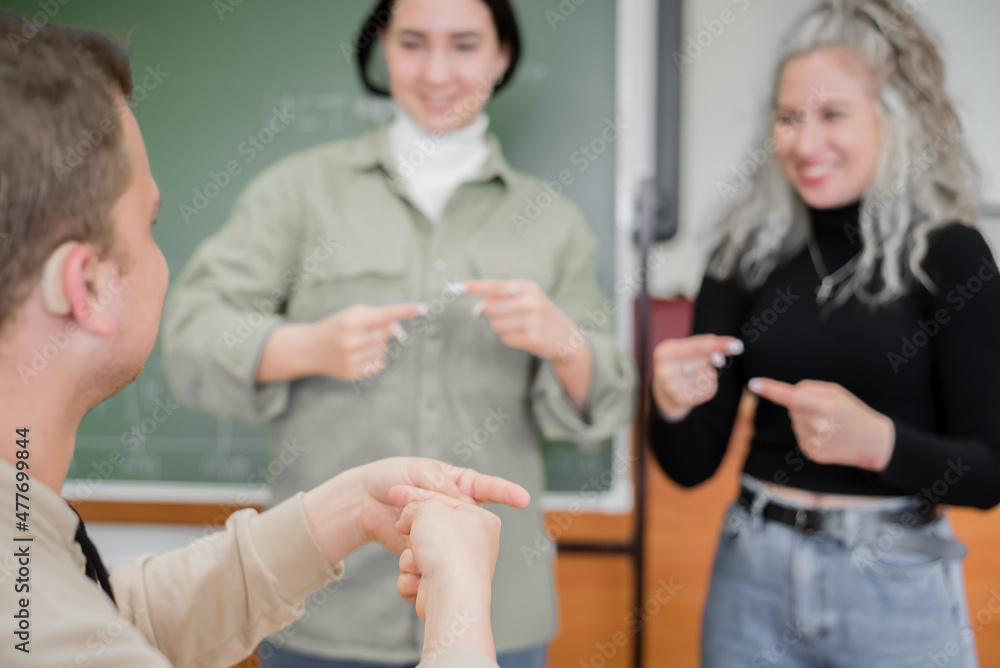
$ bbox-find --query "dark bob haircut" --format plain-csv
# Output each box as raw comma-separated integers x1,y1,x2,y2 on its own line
354,0,521,97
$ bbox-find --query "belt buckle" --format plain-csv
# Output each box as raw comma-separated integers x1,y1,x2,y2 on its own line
795,508,813,534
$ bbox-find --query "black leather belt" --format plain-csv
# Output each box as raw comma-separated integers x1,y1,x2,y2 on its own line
738,486,940,535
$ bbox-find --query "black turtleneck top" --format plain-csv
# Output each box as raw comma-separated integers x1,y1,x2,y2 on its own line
648,201,1000,509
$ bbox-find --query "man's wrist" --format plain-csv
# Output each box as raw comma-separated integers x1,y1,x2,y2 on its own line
302,468,367,565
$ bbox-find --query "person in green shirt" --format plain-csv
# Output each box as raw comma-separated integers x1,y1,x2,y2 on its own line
161,0,636,666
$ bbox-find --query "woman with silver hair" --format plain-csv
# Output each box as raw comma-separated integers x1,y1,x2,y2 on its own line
648,0,998,664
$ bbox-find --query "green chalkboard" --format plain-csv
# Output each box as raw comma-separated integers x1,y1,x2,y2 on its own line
6,0,619,495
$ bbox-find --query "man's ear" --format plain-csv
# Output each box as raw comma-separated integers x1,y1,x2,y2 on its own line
41,241,117,336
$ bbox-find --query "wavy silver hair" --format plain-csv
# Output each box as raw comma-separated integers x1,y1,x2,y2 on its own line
707,0,981,305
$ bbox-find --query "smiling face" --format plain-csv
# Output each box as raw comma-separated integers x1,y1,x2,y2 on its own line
381,0,510,133
774,47,882,209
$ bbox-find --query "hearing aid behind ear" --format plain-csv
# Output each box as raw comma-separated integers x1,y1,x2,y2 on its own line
41,241,78,315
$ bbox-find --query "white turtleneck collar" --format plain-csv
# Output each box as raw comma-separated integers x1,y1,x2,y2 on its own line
387,105,490,222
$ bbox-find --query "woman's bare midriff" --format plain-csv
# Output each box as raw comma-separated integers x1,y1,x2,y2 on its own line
757,479,901,508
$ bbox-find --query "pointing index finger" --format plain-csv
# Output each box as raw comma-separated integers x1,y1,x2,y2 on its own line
683,335,745,358
748,377,798,408
373,302,429,323
449,467,531,508
453,279,520,300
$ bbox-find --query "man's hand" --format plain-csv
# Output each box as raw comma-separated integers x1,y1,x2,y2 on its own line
302,457,530,565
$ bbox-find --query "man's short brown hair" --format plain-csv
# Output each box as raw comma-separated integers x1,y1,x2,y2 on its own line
0,12,134,336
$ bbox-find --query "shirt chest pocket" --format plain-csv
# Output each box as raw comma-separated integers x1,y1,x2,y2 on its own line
467,241,558,296
287,238,412,322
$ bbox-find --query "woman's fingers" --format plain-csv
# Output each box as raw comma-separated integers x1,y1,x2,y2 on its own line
657,358,714,393
397,572,420,605
388,488,468,530
676,368,718,404
457,279,533,300
748,377,799,408
655,334,743,365
366,302,430,326
476,294,530,317
651,334,744,415
346,343,387,379
399,547,418,575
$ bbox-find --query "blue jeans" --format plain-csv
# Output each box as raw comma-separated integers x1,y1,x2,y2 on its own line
702,477,978,667
259,643,547,668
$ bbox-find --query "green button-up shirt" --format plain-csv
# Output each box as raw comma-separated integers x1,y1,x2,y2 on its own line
162,123,636,662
